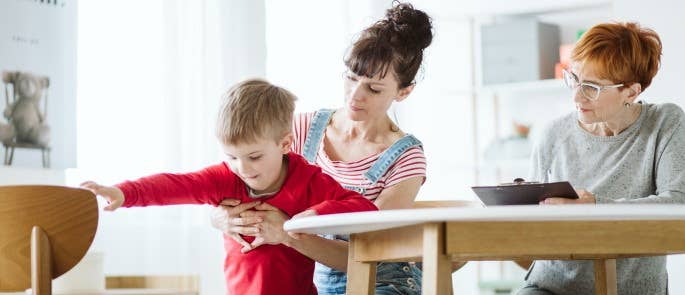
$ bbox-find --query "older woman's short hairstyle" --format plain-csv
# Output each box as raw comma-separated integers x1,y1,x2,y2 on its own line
571,22,662,90
216,79,296,145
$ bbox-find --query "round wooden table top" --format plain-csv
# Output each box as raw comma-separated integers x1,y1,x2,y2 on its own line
0,185,99,292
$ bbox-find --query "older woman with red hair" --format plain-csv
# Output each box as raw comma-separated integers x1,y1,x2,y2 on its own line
517,22,685,294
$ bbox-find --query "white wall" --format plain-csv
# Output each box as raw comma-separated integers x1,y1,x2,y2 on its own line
394,14,479,201
614,0,685,105
613,1,685,293
264,0,365,113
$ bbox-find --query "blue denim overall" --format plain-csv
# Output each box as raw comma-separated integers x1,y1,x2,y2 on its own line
302,109,423,295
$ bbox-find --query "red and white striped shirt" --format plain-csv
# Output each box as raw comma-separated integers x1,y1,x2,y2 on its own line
292,112,427,201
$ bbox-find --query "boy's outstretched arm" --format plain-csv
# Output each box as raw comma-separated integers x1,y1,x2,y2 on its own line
81,181,125,211
83,163,239,208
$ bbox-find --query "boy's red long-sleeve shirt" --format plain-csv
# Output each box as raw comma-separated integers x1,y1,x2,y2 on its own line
116,152,377,295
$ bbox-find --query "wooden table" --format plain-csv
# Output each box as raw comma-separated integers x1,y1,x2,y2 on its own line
284,204,685,295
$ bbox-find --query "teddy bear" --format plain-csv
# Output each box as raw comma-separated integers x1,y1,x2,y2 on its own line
0,71,50,147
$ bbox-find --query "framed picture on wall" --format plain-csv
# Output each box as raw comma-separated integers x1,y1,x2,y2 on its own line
0,0,76,169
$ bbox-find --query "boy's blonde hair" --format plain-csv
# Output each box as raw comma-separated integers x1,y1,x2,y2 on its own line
216,79,296,145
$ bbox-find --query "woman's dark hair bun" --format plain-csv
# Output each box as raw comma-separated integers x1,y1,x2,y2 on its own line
345,1,433,87
384,2,433,51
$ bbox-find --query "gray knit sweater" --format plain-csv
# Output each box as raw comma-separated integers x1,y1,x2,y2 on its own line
525,103,685,295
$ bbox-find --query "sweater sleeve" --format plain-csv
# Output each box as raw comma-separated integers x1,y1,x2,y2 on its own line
596,121,685,204
306,170,378,215
116,163,237,207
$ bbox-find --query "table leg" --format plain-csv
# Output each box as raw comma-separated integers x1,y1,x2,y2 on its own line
347,233,376,295
594,259,617,295
422,222,453,295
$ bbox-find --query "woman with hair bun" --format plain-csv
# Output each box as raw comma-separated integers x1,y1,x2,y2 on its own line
212,2,434,294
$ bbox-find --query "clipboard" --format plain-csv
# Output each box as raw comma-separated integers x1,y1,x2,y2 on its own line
471,179,579,206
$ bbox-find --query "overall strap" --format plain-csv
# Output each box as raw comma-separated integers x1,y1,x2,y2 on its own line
363,134,423,184
301,109,334,163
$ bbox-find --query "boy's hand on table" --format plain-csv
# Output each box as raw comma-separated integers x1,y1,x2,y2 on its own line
213,199,263,252
80,181,125,211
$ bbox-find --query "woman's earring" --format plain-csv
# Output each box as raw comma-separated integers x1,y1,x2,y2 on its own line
624,102,631,108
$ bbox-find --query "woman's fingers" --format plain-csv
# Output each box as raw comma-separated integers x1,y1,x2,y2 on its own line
540,196,593,205
227,233,252,251
230,216,263,226
226,201,261,216
244,237,266,253
541,188,597,205
540,197,574,204
239,210,268,218
253,202,280,211
228,225,260,235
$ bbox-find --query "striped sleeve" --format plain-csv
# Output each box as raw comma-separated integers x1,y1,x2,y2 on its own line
291,112,315,155
383,146,427,187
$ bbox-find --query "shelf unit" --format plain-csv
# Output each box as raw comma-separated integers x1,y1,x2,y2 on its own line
464,1,613,185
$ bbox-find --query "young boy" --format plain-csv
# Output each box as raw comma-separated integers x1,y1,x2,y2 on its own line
81,79,377,295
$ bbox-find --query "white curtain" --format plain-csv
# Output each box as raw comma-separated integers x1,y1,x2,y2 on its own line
75,1,265,294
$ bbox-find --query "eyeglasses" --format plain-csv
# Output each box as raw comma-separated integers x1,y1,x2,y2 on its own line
562,69,623,101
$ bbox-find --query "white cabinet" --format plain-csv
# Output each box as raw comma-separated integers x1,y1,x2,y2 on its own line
481,20,560,85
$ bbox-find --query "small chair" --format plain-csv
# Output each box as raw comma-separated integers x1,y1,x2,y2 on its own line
0,185,98,295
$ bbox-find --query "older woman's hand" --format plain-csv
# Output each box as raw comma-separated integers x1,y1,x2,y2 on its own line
210,199,263,252
541,189,597,205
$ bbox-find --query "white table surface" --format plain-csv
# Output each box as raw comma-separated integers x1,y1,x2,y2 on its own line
284,204,685,235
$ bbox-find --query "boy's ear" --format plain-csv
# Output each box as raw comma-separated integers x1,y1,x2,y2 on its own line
279,132,294,154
